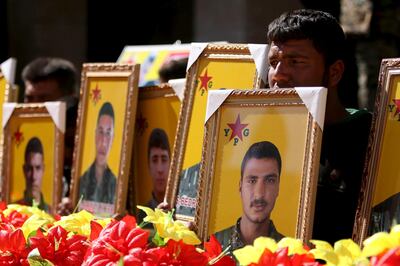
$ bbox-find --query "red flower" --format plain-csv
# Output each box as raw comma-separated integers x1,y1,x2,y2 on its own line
371,247,400,266
29,226,88,265
1,210,29,229
83,215,150,265
0,202,7,211
204,235,236,266
90,220,103,241
249,247,321,266
155,239,208,266
0,229,30,265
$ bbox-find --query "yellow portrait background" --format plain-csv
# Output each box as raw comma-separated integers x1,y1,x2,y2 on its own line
182,58,257,171
0,76,8,142
79,77,128,180
135,92,180,206
9,117,56,206
372,75,400,206
208,105,309,237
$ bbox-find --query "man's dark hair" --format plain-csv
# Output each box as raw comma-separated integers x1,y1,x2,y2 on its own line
158,57,188,83
97,102,115,125
267,9,346,66
241,141,282,179
25,137,44,161
148,128,170,159
22,57,77,94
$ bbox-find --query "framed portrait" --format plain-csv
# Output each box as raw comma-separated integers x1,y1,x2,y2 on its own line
1,102,65,214
353,58,400,243
129,84,180,216
166,43,268,220
194,88,327,242
70,63,139,217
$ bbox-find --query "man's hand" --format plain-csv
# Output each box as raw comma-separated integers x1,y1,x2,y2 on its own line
156,201,171,212
57,197,73,215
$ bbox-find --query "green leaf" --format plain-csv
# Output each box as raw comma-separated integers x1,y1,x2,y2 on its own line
27,229,38,242
32,199,39,208
118,257,124,266
152,232,166,247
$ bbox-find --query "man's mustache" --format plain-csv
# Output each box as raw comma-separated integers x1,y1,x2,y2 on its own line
250,198,267,207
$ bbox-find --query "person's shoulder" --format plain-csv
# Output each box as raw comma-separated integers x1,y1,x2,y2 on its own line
108,168,117,180
373,193,400,212
80,165,92,180
269,220,285,242
327,108,372,137
213,224,236,249
105,166,117,185
345,108,372,124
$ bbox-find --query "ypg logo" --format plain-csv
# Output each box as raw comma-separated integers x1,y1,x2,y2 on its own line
388,99,400,121
135,112,148,136
13,127,24,147
197,69,213,96
90,83,102,105
224,114,250,145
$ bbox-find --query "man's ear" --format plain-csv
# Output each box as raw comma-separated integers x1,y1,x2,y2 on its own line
328,59,344,88
239,179,242,193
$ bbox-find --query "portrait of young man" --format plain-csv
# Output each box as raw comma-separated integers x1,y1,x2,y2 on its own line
146,128,171,208
267,9,372,243
15,137,50,212
79,101,117,205
214,141,284,252
137,128,171,224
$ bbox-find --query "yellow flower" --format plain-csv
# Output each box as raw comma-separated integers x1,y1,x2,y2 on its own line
137,205,167,224
52,210,111,237
335,239,363,266
278,237,308,255
163,220,201,245
362,231,398,257
233,237,278,265
310,239,365,266
136,205,201,245
21,214,54,239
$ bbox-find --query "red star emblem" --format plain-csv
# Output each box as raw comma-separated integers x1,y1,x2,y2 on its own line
393,99,400,117
227,115,248,141
136,112,148,136
13,128,24,146
91,83,101,105
198,69,212,91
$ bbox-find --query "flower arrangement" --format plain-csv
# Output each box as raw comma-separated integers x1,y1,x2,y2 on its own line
0,202,399,266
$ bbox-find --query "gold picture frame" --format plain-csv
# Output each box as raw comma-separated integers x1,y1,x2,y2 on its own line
70,63,139,217
1,103,65,214
354,58,400,243
195,89,326,242
128,84,180,216
166,43,266,220
0,72,16,103
0,73,18,175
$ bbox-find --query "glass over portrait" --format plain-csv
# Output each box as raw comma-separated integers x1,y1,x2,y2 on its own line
195,89,326,243
70,64,139,217
1,104,64,214
354,59,400,243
